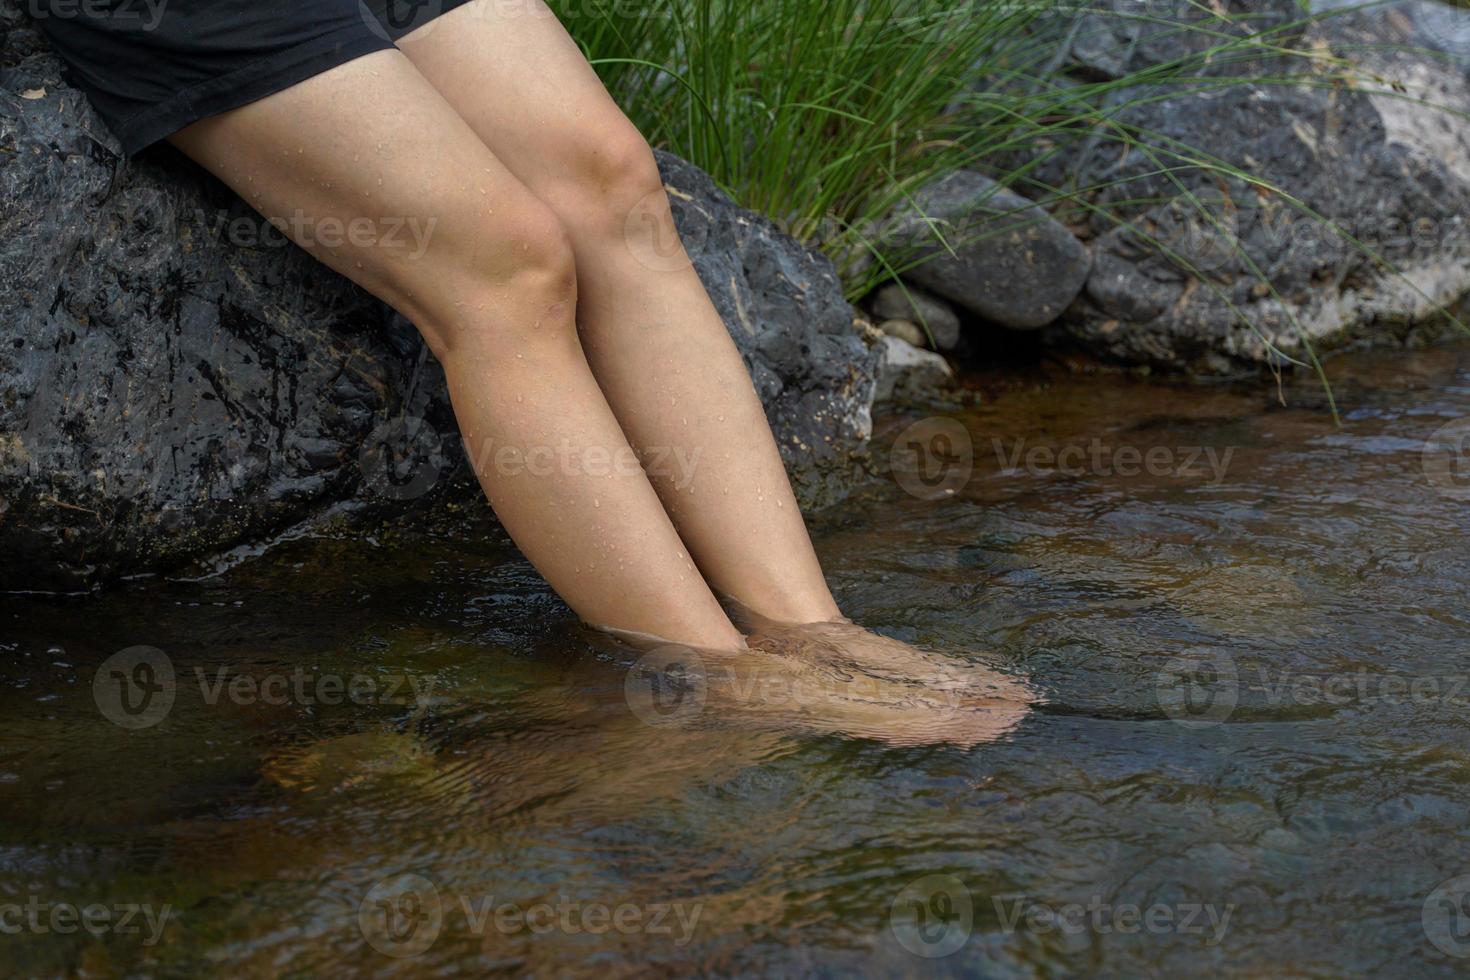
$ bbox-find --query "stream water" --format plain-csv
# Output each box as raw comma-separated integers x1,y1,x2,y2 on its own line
1,341,1468,976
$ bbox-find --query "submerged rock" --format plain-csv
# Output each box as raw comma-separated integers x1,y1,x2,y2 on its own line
0,7,877,590
1042,0,1470,372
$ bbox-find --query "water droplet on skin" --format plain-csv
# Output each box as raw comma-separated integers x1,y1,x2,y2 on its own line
516,394,523,404
593,499,600,508
717,415,725,421
777,500,784,508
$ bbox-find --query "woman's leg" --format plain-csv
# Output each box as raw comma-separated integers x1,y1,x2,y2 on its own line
169,50,744,651
396,0,843,626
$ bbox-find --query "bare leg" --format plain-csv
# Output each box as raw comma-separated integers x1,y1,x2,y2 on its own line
168,45,1033,745
170,51,745,651
398,0,842,625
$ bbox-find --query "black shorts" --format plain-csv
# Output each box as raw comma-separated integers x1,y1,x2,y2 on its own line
30,0,476,155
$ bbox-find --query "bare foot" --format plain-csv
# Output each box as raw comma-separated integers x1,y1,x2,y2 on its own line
624,625,1035,748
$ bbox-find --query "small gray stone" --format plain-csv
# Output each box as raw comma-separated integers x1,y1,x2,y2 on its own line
874,336,955,404
887,170,1092,330
870,284,962,350
877,318,927,348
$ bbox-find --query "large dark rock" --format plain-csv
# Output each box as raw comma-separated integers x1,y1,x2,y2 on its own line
889,170,1092,330
0,5,877,591
1040,0,1470,372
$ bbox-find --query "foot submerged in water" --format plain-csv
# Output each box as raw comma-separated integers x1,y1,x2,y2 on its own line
621,619,1036,748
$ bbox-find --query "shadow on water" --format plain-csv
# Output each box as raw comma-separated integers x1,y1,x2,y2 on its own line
1,342,1468,975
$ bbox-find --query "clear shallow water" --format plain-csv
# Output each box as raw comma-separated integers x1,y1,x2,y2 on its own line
1,342,1468,977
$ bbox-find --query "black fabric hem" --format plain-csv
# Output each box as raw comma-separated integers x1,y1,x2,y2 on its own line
113,25,397,156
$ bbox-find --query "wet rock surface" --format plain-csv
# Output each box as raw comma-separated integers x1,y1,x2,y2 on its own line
1042,0,1470,372
0,5,877,590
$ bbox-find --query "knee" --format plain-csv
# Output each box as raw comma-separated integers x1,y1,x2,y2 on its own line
415,198,579,360
541,115,669,236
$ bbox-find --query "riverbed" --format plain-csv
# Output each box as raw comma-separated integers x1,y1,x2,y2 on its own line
2,341,1467,975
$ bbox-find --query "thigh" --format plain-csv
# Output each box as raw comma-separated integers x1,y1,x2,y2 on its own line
167,48,556,349
393,0,641,208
